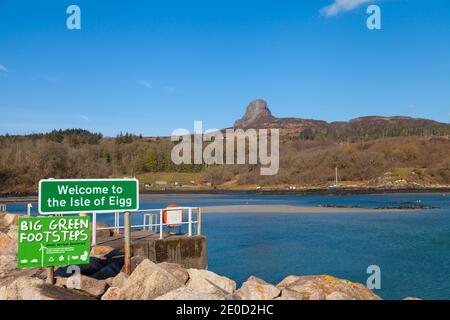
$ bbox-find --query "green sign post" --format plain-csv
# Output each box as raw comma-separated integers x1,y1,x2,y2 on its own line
39,178,139,214
18,216,91,269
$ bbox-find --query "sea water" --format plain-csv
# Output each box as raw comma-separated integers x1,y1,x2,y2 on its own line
6,193,450,300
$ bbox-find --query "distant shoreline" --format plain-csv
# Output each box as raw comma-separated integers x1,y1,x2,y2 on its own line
1,187,449,203
202,204,424,214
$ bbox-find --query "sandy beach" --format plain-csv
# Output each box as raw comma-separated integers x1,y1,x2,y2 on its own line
201,204,409,214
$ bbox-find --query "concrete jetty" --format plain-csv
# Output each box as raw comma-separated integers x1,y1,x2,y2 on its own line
96,230,207,269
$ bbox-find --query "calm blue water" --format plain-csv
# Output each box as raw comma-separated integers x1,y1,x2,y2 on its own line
6,193,450,300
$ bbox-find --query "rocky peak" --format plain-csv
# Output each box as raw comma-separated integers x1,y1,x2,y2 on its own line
234,99,274,128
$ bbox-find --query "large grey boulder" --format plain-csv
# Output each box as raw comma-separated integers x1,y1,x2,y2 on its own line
3,214,24,226
279,287,306,300
326,291,356,300
236,276,280,300
277,275,381,300
0,276,94,300
155,287,224,300
66,274,108,298
157,262,190,284
111,272,128,289
0,231,15,255
6,225,18,242
0,254,17,277
186,268,236,297
101,286,120,300
90,245,115,257
120,255,145,274
118,259,184,300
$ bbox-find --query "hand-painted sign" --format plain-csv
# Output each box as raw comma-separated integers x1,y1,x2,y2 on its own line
18,216,91,269
39,178,139,214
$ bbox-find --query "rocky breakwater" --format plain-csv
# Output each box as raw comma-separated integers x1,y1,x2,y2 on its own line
1,212,389,300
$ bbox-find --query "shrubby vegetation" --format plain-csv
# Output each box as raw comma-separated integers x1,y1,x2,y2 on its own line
0,128,449,194
0,130,202,193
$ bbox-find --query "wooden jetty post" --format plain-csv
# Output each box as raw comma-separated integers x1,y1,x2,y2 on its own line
46,214,55,284
46,266,55,284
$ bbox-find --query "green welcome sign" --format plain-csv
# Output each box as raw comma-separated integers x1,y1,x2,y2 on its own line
39,178,139,214
18,216,91,268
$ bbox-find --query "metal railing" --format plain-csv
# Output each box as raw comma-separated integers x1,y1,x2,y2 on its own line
92,206,202,245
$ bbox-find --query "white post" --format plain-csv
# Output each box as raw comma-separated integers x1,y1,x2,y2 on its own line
92,212,97,246
188,208,192,236
159,209,163,239
27,203,32,216
197,208,201,236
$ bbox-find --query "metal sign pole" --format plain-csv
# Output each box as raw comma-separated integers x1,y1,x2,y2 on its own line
124,211,132,275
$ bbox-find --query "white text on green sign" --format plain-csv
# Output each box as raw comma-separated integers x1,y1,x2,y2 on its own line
39,179,139,214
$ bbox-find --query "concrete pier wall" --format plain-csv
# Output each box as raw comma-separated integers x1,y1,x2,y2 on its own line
131,235,207,269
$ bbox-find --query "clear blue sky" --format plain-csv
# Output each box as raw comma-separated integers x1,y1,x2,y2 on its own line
1,0,449,136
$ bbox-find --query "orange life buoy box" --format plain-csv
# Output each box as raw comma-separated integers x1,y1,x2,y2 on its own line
163,204,182,229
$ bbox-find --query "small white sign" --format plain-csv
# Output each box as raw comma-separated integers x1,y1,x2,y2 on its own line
166,210,182,225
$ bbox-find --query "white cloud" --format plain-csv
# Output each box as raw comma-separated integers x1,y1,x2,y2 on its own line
321,0,376,17
137,80,152,89
79,114,90,121
0,64,8,73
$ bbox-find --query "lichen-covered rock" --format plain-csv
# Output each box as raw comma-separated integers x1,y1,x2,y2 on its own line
0,254,17,277
66,274,108,298
120,255,145,274
55,276,67,288
0,277,48,300
326,291,356,300
90,245,115,257
105,277,114,287
186,268,236,297
3,214,22,226
279,287,305,300
0,276,94,300
157,262,189,284
6,225,18,242
155,287,224,300
0,232,15,255
277,275,381,300
101,286,120,300
112,272,128,289
118,259,184,300
236,276,280,300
